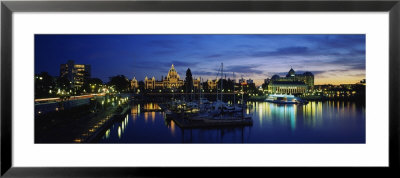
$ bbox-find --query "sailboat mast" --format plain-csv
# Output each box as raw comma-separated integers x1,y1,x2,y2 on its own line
199,77,202,103
221,63,223,102
233,72,235,105
216,66,218,101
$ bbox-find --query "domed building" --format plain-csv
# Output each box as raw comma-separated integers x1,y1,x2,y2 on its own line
268,67,314,94
286,67,296,77
144,64,200,90
271,74,280,81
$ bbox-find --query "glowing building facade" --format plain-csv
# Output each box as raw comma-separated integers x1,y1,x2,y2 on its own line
144,64,201,90
207,79,218,90
268,67,314,94
130,77,138,89
60,60,91,88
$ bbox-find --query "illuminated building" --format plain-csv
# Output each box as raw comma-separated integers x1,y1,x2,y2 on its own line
207,79,218,89
130,77,138,89
357,79,366,85
268,67,314,94
193,77,201,89
239,77,247,85
144,64,200,90
60,60,91,88
268,81,308,94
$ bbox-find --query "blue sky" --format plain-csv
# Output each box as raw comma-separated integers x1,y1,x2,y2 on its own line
35,34,365,86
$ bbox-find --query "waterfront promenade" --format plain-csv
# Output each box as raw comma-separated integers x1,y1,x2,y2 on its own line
35,94,131,143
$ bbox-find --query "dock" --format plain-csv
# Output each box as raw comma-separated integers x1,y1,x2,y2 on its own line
84,104,130,143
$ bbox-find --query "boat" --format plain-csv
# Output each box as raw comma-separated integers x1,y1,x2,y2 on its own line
265,94,308,104
164,62,253,125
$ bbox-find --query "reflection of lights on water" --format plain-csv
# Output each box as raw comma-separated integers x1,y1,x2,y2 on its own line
100,101,365,143
122,121,125,133
125,115,129,127
105,129,110,139
317,102,323,119
290,105,296,131
118,126,121,139
131,105,139,115
170,121,176,136
73,138,82,143
265,103,272,119
152,112,155,123
259,104,263,125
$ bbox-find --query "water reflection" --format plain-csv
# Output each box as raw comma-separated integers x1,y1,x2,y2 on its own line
100,101,365,143
117,126,121,139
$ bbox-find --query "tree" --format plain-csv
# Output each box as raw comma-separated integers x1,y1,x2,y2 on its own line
185,68,193,93
56,76,71,90
108,75,130,92
35,72,56,98
138,81,145,91
216,79,234,92
81,78,103,93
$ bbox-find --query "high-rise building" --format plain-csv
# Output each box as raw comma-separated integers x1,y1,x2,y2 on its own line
60,60,91,88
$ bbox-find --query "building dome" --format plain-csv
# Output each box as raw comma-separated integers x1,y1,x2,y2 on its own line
167,64,180,79
303,71,314,76
271,75,280,80
286,67,296,77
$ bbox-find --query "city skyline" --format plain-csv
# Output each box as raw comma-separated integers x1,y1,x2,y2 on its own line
35,34,366,86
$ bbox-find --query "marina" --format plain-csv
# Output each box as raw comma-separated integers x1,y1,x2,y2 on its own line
161,98,253,128
99,100,365,143
158,63,254,128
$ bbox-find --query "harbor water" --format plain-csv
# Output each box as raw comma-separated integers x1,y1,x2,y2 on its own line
98,101,365,143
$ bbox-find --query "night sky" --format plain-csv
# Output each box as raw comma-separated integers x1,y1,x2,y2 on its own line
35,34,365,86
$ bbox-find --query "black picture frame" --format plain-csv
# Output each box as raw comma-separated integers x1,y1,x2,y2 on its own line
1,0,399,177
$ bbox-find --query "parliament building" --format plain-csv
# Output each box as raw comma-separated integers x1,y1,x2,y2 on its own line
143,64,201,90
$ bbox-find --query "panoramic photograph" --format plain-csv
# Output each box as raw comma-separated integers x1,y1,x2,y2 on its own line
34,34,366,143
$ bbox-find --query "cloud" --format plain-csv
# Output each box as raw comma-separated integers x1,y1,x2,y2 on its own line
192,71,218,76
324,56,365,70
251,46,309,57
314,35,365,49
169,60,199,68
205,54,223,58
224,64,264,75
